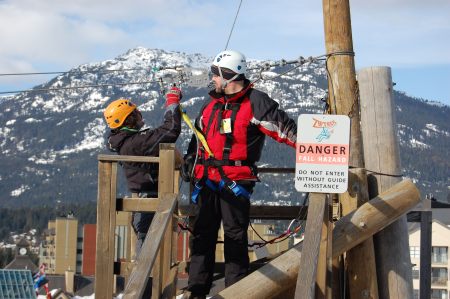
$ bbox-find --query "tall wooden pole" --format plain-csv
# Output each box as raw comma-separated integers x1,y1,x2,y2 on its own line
358,66,414,298
322,0,379,298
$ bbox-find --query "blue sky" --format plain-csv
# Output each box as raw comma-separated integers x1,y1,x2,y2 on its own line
0,0,449,105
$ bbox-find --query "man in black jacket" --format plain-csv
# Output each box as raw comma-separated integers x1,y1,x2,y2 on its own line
184,50,297,299
103,86,182,254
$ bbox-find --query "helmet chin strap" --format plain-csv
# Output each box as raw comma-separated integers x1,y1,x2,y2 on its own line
218,66,239,90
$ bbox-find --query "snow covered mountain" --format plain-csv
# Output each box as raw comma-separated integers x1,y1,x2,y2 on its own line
0,47,448,208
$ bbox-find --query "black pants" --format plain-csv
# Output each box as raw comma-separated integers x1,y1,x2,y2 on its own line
131,192,157,256
187,183,254,296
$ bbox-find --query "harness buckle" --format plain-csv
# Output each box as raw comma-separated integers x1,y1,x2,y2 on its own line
191,182,203,204
227,181,237,190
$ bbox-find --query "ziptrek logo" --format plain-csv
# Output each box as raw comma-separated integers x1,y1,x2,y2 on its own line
312,118,336,142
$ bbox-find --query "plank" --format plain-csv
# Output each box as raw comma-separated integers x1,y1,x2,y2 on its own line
295,193,328,299
123,193,178,299
94,161,114,299
98,154,159,163
117,198,159,212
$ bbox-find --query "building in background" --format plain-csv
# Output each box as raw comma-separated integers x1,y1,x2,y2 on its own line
409,200,450,299
81,224,96,276
40,215,78,275
4,238,38,273
39,212,130,276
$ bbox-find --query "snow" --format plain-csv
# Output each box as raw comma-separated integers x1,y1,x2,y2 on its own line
25,117,42,123
426,123,439,132
10,185,30,196
409,138,430,149
58,118,105,154
0,127,12,147
6,119,16,125
138,98,159,112
273,190,291,198
424,123,450,137
181,96,205,107
28,151,57,164
80,91,109,110
425,100,449,108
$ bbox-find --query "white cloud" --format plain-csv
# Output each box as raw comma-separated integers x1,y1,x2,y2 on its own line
1,0,448,70
0,0,448,103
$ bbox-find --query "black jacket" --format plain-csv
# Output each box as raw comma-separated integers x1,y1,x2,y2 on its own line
107,104,181,192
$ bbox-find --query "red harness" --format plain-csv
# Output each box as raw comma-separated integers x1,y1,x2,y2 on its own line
194,85,257,183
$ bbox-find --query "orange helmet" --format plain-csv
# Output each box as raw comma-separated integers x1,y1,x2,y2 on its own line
104,98,136,129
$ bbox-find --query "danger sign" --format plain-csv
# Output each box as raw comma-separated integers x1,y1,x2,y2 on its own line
295,114,350,193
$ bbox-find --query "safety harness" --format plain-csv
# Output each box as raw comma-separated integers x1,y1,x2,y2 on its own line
191,87,256,203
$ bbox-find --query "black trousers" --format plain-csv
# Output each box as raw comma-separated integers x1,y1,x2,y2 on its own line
187,183,254,296
131,192,157,256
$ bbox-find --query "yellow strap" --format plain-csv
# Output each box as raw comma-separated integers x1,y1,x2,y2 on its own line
179,106,214,157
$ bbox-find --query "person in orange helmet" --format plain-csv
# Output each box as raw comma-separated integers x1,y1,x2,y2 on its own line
104,87,182,254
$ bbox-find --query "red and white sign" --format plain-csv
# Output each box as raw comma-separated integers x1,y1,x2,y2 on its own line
295,114,350,193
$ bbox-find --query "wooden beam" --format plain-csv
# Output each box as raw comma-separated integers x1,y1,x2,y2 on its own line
315,196,331,299
212,180,420,299
333,180,420,257
158,143,176,195
358,66,414,298
117,197,159,212
161,266,178,299
156,143,176,299
295,193,328,299
123,193,178,299
109,162,118,286
98,154,159,163
211,242,304,299
94,161,116,299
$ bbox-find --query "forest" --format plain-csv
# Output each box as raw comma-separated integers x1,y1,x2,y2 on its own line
0,202,97,242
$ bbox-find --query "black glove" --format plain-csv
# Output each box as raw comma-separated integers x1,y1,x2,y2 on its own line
181,153,196,182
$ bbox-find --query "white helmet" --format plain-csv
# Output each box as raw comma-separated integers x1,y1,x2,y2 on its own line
212,50,247,75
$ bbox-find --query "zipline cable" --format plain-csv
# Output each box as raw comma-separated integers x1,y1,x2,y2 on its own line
0,52,346,96
0,80,159,95
0,65,183,77
224,0,243,50
0,68,148,77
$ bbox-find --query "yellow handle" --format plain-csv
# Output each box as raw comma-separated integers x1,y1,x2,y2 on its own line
180,106,214,157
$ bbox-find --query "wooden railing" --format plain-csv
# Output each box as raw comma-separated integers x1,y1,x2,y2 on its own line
95,143,180,299
94,143,307,298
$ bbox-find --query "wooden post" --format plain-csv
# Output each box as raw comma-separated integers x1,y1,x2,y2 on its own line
315,196,331,299
94,161,117,299
294,193,328,299
157,143,176,299
358,66,414,298
419,210,432,299
322,0,379,297
212,180,420,299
